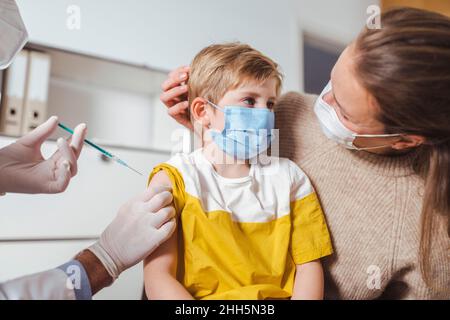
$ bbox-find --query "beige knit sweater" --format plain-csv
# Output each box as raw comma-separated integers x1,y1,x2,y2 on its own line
275,92,450,300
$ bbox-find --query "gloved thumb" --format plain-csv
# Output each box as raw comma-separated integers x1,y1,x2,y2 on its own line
19,116,59,147
157,218,176,241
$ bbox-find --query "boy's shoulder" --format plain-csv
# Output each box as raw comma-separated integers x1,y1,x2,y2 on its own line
164,149,206,174
258,155,306,172
254,156,315,202
166,148,204,162
166,151,195,166
255,156,311,184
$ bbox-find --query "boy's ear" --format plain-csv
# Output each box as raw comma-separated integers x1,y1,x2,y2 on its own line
191,97,211,127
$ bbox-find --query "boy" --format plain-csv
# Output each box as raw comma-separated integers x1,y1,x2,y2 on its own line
144,43,332,300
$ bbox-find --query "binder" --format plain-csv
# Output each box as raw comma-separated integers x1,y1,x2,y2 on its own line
0,50,28,136
21,51,51,134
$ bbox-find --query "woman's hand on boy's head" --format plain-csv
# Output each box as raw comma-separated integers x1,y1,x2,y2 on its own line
160,66,193,130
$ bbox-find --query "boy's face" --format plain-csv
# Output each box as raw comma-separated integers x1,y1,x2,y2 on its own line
208,77,278,132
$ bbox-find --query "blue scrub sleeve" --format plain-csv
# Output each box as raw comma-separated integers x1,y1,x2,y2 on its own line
57,260,92,300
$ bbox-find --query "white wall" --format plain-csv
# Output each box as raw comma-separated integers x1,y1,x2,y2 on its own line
293,0,381,45
16,0,302,92
289,0,380,91
15,0,379,93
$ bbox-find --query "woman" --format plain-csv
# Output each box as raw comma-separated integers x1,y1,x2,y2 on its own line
159,8,450,299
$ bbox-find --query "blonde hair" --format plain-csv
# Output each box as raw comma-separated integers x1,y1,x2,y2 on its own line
188,43,282,107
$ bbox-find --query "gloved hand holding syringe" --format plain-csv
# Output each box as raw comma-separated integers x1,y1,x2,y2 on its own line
58,122,143,176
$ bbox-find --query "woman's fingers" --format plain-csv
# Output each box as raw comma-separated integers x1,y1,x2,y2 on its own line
162,66,190,92
160,84,188,108
166,100,189,117
160,66,190,108
160,66,192,130
167,101,193,130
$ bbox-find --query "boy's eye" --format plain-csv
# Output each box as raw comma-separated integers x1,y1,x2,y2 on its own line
267,101,275,109
243,97,256,106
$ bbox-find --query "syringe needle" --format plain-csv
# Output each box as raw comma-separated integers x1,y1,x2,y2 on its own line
58,122,144,176
124,163,144,176
114,156,143,176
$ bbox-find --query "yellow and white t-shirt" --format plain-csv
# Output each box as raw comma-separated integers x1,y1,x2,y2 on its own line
149,149,333,300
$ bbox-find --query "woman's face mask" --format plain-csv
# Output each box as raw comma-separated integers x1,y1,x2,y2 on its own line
314,81,402,151
207,100,274,160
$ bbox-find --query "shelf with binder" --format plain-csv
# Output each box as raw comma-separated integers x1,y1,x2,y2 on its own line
0,43,186,153
0,50,29,136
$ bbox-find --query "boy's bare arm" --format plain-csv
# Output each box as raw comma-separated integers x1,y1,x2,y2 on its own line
291,259,324,300
144,230,193,299
143,170,194,300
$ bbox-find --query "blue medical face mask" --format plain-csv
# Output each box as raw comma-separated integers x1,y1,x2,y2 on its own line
206,100,275,160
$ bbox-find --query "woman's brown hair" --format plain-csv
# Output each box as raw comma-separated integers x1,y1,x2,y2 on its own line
354,7,450,287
